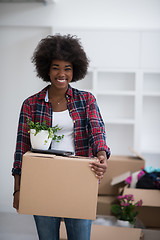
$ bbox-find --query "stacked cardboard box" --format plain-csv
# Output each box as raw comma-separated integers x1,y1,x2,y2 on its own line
19,150,159,238
122,186,160,228
98,150,160,229
110,171,160,228
97,151,145,216
60,221,144,240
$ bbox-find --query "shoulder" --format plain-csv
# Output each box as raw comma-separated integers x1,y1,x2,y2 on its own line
71,86,96,103
22,86,49,106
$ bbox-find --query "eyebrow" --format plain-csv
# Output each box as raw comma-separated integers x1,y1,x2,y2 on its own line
52,64,72,67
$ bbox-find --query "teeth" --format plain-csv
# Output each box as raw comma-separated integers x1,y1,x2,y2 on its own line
57,79,66,83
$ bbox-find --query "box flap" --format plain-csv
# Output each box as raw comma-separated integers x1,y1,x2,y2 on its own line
24,151,56,159
123,188,160,207
129,148,145,160
111,171,131,186
98,154,145,195
24,151,94,162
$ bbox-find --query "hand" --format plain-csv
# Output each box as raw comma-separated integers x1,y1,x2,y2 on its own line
89,153,107,180
13,191,20,211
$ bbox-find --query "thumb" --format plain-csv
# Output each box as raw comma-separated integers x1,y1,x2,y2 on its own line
98,155,105,163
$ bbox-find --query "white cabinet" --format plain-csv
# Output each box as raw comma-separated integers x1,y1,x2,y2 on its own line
71,69,160,157
68,29,160,165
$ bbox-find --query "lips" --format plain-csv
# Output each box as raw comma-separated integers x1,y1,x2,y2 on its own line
57,79,66,83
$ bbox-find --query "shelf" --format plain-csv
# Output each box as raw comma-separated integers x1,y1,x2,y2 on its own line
97,91,135,96
105,119,135,125
143,72,160,93
143,92,160,97
97,95,135,120
96,71,135,92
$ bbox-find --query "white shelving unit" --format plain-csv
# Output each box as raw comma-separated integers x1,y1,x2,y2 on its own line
59,28,160,166
71,68,160,158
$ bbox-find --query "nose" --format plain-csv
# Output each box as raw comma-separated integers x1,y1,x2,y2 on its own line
58,69,65,77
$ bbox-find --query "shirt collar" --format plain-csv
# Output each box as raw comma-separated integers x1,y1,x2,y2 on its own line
41,84,73,102
45,90,49,102
39,85,50,101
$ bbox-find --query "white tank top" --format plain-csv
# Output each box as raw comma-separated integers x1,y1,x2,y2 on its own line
51,110,75,154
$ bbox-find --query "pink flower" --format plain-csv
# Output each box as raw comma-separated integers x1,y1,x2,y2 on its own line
117,195,123,200
111,194,143,224
126,194,134,201
120,202,125,206
135,199,143,207
120,201,130,207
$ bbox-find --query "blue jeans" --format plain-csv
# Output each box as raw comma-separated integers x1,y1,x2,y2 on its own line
34,215,92,240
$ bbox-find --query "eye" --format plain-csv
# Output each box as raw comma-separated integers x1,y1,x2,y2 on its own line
65,68,72,71
52,67,59,70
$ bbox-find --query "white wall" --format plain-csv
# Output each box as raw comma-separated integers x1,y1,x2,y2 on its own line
0,0,160,213
0,26,51,212
0,0,160,29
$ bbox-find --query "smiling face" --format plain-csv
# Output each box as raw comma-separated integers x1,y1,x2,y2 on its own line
49,59,73,91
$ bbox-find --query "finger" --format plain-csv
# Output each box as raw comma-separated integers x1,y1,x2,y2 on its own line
91,166,106,174
90,162,107,171
89,161,106,168
95,172,104,180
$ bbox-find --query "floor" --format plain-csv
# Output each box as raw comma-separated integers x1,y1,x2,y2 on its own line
0,212,160,240
0,212,38,240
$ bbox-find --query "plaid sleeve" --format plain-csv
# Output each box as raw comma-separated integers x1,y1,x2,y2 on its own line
88,95,111,159
12,99,31,175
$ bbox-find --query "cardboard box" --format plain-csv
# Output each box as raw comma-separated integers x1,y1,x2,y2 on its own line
111,172,160,228
143,229,160,240
90,225,144,240
123,187,160,228
98,151,145,195
60,221,144,240
96,195,117,215
19,152,98,220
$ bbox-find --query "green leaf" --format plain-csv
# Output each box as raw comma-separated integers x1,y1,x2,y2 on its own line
27,118,64,142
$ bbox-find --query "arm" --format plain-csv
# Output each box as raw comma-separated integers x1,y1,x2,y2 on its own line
87,95,110,179
12,99,31,210
13,174,21,211
12,99,31,176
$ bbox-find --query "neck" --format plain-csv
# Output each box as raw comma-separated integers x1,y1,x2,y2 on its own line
48,85,67,99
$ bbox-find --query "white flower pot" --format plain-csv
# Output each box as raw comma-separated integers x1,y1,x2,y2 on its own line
116,219,134,228
30,129,52,150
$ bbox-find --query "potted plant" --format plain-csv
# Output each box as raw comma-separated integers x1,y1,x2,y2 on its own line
111,194,143,227
27,118,64,150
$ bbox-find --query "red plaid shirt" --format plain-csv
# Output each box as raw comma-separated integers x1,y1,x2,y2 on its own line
12,85,110,175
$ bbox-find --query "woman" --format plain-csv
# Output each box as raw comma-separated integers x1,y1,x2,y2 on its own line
12,34,111,240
